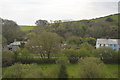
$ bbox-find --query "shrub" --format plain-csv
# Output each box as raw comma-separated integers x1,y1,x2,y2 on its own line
17,57,56,64
78,57,110,78
105,17,113,22
78,48,91,58
3,63,36,78
95,47,117,64
58,64,68,78
2,50,15,67
63,49,79,64
56,57,69,64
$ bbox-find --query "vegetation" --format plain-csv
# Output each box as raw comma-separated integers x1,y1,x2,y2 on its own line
1,14,119,79
20,26,36,31
78,57,109,78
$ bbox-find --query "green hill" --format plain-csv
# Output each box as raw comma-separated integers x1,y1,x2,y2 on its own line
20,26,37,31
34,14,119,39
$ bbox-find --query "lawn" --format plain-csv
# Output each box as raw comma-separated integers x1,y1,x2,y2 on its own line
36,64,119,78
20,26,37,31
3,64,118,78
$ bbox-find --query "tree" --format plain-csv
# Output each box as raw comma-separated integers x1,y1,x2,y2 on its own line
35,19,49,26
84,37,96,46
67,36,83,47
78,57,109,78
78,48,91,58
95,47,116,63
80,42,94,51
2,50,14,67
26,32,62,59
2,36,7,47
105,17,113,22
2,19,24,44
63,49,79,64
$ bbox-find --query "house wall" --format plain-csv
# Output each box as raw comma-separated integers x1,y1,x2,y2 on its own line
96,43,119,50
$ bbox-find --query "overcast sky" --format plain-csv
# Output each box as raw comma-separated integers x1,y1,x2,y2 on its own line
0,0,119,25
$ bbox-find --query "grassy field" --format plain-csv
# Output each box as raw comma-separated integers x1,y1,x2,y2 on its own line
20,26,37,31
36,64,119,78
3,64,119,78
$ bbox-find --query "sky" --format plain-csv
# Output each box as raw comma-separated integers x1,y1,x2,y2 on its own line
0,0,119,25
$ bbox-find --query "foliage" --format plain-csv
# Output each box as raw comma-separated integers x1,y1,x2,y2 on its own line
78,57,109,78
2,36,7,47
67,36,83,46
80,42,94,50
2,19,25,43
3,63,47,78
84,37,96,46
2,50,15,67
58,64,68,78
63,49,79,64
26,32,62,59
95,47,118,64
78,48,91,58
56,57,69,64
35,19,49,26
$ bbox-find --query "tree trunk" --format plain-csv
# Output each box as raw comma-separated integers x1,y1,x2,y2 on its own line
48,52,50,59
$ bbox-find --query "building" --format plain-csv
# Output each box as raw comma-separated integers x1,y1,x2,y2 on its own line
7,41,21,51
96,39,120,50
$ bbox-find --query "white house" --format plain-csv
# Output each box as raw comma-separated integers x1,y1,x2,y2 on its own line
96,39,120,50
7,41,21,51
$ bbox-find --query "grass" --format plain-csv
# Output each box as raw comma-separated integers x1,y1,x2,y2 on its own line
36,64,119,78
2,63,119,78
20,26,37,31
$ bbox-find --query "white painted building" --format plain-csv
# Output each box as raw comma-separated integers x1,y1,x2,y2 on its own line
96,39,120,50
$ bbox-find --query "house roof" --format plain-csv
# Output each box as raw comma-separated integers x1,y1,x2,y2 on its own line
10,42,21,46
96,39,120,45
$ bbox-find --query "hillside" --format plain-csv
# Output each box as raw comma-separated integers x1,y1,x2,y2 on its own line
34,14,119,39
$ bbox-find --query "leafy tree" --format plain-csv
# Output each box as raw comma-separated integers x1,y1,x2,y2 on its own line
2,50,14,67
35,19,49,26
67,36,83,47
84,37,96,46
26,32,62,59
78,57,109,78
2,36,7,47
2,19,25,43
63,49,79,64
95,47,116,63
105,17,113,22
80,42,94,51
78,48,91,58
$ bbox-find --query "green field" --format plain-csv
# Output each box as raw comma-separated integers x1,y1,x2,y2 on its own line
20,26,37,31
3,64,119,78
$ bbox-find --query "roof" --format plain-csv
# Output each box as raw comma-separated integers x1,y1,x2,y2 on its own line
10,42,21,46
96,39,120,45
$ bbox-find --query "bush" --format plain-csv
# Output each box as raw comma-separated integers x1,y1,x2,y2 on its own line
2,50,15,67
58,64,68,78
56,57,69,64
17,57,56,64
3,63,46,78
78,48,91,58
105,17,113,22
95,47,117,64
63,49,79,64
78,57,110,78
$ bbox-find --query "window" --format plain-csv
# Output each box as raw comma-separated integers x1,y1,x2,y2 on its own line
103,44,105,46
110,44,112,46
114,44,116,47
